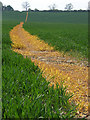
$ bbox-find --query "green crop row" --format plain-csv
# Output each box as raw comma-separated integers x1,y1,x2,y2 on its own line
3,11,88,24
2,14,77,118
24,22,88,60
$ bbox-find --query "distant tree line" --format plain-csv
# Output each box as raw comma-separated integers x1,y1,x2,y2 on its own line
27,9,88,12
39,10,88,12
2,5,14,11
2,4,89,12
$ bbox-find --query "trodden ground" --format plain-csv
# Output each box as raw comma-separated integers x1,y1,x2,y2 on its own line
10,22,88,117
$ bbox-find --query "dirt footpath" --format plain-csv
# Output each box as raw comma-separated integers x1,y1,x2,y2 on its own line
10,22,88,117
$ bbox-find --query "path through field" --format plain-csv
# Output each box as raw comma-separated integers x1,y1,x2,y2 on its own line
10,22,88,117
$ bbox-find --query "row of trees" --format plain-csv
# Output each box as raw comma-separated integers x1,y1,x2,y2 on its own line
2,2,90,12
22,2,74,11
2,5,14,11
2,3,73,12
22,2,90,11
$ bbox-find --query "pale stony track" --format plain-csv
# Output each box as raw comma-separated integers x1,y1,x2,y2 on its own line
10,22,88,118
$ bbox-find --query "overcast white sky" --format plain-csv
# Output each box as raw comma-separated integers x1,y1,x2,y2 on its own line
0,0,89,11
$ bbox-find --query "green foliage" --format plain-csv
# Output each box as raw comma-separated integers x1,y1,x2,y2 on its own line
3,5,14,11
2,11,26,23
24,22,88,59
3,11,88,24
2,12,78,118
24,11,88,59
27,11,87,24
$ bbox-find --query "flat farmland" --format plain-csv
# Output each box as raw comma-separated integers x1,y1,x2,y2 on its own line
23,11,88,60
2,11,88,118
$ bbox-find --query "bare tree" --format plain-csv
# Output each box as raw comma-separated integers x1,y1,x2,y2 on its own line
48,5,51,10
48,4,56,10
22,1,30,11
65,3,73,11
22,2,30,22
